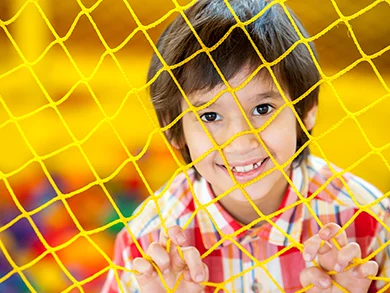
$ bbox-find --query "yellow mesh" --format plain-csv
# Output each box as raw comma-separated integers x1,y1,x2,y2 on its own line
0,0,389,292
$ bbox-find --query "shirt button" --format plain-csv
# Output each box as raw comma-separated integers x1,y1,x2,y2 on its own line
251,281,262,292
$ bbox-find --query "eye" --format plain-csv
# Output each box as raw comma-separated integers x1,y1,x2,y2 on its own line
200,112,221,122
253,104,273,115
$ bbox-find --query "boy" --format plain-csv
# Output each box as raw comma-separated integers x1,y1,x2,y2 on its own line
102,0,389,292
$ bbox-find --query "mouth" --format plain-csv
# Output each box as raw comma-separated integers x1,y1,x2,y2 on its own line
220,157,268,172
217,157,269,182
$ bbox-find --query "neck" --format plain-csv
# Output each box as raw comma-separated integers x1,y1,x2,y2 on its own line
217,173,290,227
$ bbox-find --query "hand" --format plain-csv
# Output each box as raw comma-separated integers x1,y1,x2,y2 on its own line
300,223,379,293
133,225,209,293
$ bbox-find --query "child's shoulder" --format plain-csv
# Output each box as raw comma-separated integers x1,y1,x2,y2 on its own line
305,155,388,214
124,168,198,242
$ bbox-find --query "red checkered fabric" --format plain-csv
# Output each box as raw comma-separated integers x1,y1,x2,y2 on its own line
101,156,389,293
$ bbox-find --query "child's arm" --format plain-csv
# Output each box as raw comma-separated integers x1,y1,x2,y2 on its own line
133,225,209,293
299,223,379,293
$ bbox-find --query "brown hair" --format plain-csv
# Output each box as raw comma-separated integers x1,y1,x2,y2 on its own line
147,0,320,175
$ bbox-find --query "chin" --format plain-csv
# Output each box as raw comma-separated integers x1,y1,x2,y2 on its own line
230,183,270,202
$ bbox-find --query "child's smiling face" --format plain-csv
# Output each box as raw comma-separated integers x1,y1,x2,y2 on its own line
180,68,316,213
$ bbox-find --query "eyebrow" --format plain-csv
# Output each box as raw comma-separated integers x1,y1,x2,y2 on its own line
191,90,284,108
249,91,284,103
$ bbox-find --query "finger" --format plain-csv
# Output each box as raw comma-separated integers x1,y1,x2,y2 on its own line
159,228,169,247
170,246,188,273
182,246,207,283
159,225,188,248
351,260,379,279
160,226,191,274
303,234,332,262
167,225,188,246
147,242,171,275
319,223,348,248
183,263,209,283
300,266,332,291
133,257,157,286
334,242,361,273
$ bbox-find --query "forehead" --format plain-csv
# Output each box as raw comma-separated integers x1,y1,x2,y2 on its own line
184,68,283,107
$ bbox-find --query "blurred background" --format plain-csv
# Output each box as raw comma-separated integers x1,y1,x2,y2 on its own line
0,0,389,292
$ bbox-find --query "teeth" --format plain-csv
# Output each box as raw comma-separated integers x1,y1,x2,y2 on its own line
230,161,262,173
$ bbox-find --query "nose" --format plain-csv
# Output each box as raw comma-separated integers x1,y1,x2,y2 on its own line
222,118,261,156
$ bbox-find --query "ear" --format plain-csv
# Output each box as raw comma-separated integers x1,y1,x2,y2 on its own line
303,104,317,131
169,134,185,150
170,139,180,150
161,117,182,150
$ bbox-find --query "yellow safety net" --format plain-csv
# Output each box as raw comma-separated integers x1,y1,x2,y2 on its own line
0,0,389,292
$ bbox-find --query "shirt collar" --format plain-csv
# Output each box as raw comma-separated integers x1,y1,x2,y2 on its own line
193,162,309,250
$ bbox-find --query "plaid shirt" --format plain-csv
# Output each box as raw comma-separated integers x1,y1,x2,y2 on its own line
101,156,389,293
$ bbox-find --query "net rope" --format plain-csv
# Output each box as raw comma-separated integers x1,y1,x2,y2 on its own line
0,0,389,292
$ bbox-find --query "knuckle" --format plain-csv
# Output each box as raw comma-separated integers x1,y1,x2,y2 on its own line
341,242,361,259
299,267,310,285
168,227,179,238
322,223,342,237
147,243,170,265
303,235,321,253
303,238,312,247
307,267,317,279
133,257,153,275
182,246,201,263
317,240,332,254
148,242,162,253
367,260,379,274
343,241,359,252
187,246,201,257
133,257,144,264
305,234,320,245
349,242,360,251
159,255,170,267
133,258,143,270
168,225,187,245
168,225,181,234
326,222,341,230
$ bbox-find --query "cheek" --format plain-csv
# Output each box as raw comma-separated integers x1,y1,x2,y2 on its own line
261,110,298,154
183,119,215,161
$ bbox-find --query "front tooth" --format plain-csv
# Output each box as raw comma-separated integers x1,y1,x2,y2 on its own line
232,161,265,173
235,166,245,172
243,165,252,172
233,164,253,173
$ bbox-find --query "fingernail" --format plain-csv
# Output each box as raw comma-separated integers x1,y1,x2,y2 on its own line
319,278,331,288
195,273,204,282
334,263,341,272
320,228,330,238
303,253,311,262
163,268,170,275
177,232,186,245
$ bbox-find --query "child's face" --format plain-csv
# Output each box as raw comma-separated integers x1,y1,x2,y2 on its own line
180,69,313,207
